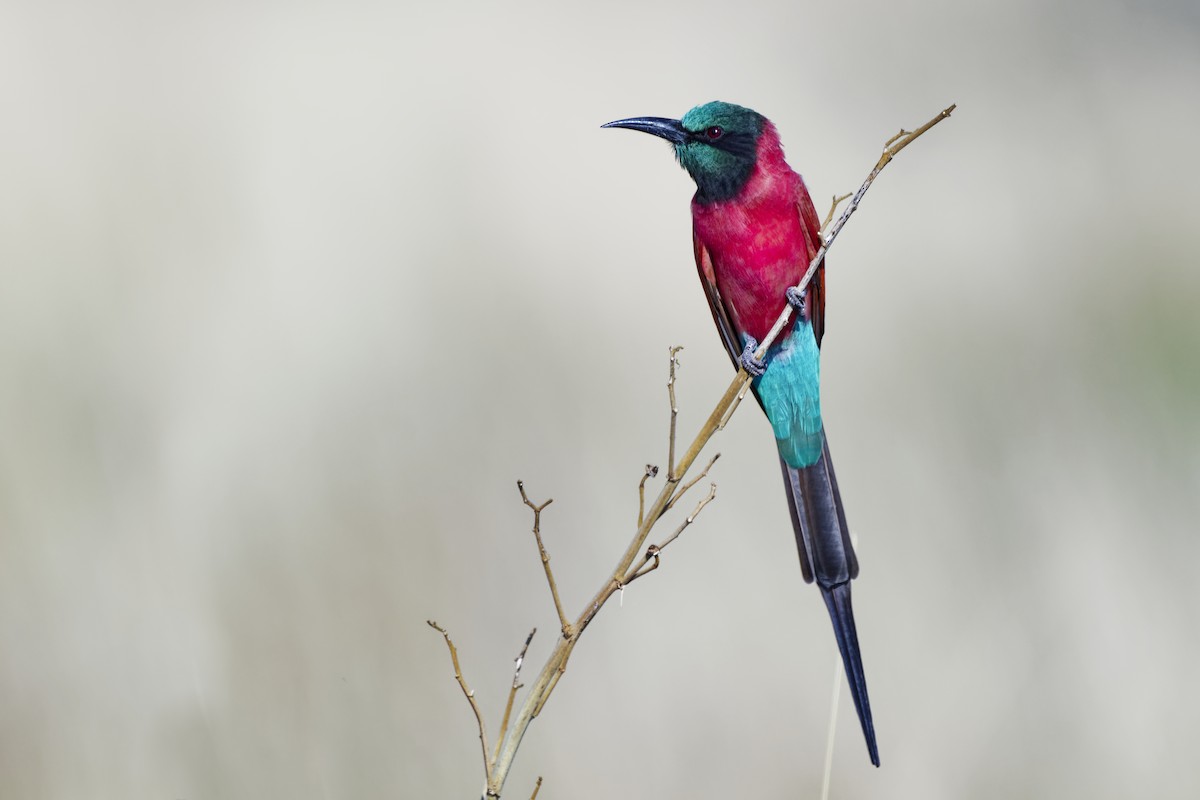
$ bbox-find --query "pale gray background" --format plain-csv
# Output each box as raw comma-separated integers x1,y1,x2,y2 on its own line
2,0,1198,798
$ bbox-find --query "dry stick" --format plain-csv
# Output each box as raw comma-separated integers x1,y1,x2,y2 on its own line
492,628,537,771
821,193,852,233
627,483,719,584
653,483,718,555
529,777,543,800
636,464,658,528
427,621,493,786
666,346,683,479
531,662,565,718
884,128,911,149
629,544,661,583
517,481,571,638
666,452,720,512
484,370,742,798
751,103,957,366
475,102,954,799
717,381,753,431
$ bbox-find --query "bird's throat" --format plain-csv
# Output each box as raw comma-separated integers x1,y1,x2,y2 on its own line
688,157,757,205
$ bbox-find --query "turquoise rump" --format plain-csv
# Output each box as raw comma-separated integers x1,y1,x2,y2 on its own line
604,101,879,767
754,319,824,468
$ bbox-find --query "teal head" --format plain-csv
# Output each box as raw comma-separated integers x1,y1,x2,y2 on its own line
603,101,766,204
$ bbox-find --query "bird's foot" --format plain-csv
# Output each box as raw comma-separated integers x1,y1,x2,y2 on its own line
786,286,808,320
739,338,767,377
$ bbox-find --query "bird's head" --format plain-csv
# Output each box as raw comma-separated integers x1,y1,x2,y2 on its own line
602,101,765,204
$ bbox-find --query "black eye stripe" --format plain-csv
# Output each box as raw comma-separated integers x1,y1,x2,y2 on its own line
687,128,757,158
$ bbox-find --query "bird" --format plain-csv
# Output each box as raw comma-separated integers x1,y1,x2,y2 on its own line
603,101,879,767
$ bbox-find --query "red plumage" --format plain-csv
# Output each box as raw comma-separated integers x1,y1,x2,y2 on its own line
691,120,827,350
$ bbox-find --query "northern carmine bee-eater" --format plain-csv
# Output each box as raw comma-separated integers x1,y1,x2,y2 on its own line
603,101,879,767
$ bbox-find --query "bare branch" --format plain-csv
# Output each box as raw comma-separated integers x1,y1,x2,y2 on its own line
514,629,535,679
493,628,537,769
751,103,955,367
625,551,659,585
821,193,852,235
626,545,661,583
463,103,954,799
666,346,683,479
658,483,718,554
626,483,718,584
532,660,567,718
426,621,492,784
637,464,658,527
666,452,720,512
517,481,572,638
883,128,911,149
717,380,753,431
530,777,543,800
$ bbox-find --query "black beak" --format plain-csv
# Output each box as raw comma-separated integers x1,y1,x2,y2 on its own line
601,116,689,145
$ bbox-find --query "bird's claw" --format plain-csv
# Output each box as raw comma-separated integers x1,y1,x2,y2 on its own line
786,286,808,319
739,338,767,377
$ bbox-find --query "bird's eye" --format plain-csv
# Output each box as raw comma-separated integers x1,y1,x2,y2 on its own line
705,125,724,140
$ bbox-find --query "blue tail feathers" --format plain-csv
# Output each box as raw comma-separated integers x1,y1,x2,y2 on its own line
822,581,879,767
780,433,878,767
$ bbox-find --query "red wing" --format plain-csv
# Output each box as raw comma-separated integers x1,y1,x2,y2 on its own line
796,187,828,348
693,233,743,369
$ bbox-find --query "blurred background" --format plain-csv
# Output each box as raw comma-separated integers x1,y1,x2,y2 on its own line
2,0,1198,797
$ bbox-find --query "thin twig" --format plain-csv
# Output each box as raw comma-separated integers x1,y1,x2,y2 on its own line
493,628,537,769
517,481,572,638
666,346,683,479
821,193,852,234
626,483,718,584
626,545,661,583
717,381,753,431
529,777,543,800
883,128,911,149
886,108,952,159
751,103,956,367
426,621,492,785
656,483,717,554
637,464,659,527
472,103,954,799
666,453,720,512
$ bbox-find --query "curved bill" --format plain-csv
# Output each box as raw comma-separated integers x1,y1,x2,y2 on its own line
601,116,688,145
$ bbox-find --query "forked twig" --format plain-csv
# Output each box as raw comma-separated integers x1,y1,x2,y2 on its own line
666,453,720,511
821,193,852,235
626,483,718,584
884,128,911,149
517,481,571,637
